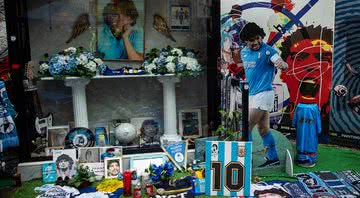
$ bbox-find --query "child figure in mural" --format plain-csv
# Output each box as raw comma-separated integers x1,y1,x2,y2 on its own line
239,23,288,167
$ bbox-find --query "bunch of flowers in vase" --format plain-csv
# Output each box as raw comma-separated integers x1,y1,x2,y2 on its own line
39,47,107,78
143,46,202,76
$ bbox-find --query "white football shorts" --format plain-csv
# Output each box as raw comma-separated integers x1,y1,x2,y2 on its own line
249,90,274,112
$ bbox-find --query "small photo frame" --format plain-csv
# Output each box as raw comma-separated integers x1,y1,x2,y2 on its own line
179,109,202,138
53,149,77,179
170,5,191,31
104,157,123,179
45,146,64,156
130,117,156,136
78,147,100,163
42,162,57,183
80,162,105,178
99,146,123,161
129,153,167,175
47,126,69,147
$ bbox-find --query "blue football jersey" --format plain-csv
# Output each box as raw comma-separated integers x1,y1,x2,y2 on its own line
292,103,322,153
241,42,277,95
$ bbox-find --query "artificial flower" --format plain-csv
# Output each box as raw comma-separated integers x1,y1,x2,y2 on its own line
38,47,106,78
171,48,183,56
166,56,176,63
64,47,77,54
166,62,176,73
94,58,103,65
143,46,202,76
40,63,49,71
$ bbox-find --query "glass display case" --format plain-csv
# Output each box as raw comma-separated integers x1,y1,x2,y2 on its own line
3,0,220,161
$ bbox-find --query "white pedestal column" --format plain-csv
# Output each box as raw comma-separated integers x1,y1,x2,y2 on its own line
64,78,90,128
158,76,182,144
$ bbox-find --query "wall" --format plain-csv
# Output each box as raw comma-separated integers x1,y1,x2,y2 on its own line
0,0,7,61
26,0,209,138
330,0,360,138
220,0,335,136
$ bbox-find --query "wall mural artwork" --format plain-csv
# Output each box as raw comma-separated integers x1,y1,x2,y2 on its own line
330,0,360,138
220,0,335,138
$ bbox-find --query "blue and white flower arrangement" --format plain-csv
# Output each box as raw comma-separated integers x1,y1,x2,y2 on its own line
143,46,202,76
148,162,174,183
39,47,107,78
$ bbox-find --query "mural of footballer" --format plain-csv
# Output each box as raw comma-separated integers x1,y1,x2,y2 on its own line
239,23,288,167
280,25,333,122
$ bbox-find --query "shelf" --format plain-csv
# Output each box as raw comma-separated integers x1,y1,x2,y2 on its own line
40,74,176,81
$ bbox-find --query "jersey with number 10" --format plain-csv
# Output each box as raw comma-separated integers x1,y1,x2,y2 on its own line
205,141,252,197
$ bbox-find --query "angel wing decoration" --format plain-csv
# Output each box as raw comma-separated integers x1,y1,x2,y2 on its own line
66,13,90,44
153,14,176,42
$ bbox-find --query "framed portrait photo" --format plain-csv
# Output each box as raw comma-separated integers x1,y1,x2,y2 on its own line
47,126,69,147
99,146,123,161
96,0,145,61
170,5,191,31
104,157,123,179
78,147,100,163
179,109,202,138
53,149,77,179
129,153,167,175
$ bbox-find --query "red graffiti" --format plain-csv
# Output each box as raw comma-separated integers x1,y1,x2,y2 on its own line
280,39,333,117
271,0,295,12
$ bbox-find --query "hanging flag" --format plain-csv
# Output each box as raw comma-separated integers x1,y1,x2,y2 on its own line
161,140,188,170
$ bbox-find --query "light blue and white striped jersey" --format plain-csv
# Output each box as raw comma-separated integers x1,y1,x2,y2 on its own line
205,141,252,197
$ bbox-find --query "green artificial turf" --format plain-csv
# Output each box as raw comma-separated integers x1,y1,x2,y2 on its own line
5,144,360,198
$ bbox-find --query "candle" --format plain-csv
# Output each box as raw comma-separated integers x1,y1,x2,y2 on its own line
123,170,132,196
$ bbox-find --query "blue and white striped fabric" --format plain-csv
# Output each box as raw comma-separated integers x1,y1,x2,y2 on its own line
205,141,252,197
330,0,360,134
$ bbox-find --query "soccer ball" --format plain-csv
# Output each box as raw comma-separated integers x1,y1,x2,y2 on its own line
115,123,137,144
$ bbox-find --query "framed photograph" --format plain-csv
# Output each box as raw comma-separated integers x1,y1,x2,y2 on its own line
42,162,57,183
99,146,123,161
53,149,77,179
96,0,145,61
179,109,202,138
80,162,105,178
78,147,100,163
130,117,156,136
47,126,69,147
45,146,64,156
170,5,191,31
104,157,122,179
129,153,167,175
131,117,161,144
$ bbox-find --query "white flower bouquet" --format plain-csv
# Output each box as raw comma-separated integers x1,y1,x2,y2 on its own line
39,47,107,78
143,46,202,76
